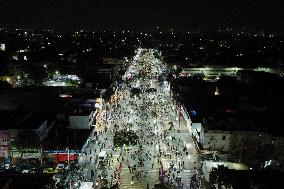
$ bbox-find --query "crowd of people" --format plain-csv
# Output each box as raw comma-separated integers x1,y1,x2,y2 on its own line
74,49,200,189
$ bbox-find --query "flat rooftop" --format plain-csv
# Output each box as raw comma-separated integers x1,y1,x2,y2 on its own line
203,113,255,132
202,112,284,136
43,128,91,151
0,109,47,130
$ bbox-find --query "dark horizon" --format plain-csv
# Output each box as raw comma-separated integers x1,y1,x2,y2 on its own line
0,0,283,32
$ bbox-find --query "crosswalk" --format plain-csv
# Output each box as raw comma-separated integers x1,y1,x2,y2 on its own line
118,168,144,189
111,166,160,189
182,169,197,189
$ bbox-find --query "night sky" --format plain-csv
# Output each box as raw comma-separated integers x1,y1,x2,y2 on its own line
0,0,283,31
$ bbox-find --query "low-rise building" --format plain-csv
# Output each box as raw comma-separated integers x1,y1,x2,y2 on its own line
68,98,101,129
202,161,248,182
42,127,91,164
0,109,54,161
198,113,284,166
208,166,284,189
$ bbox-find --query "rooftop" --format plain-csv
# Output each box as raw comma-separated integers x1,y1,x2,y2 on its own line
203,113,255,132
43,128,91,151
0,109,47,130
212,168,284,189
202,111,284,136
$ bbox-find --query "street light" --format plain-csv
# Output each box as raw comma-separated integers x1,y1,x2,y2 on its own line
66,147,70,166
95,103,100,109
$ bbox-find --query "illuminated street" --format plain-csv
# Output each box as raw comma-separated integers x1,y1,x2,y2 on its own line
77,49,201,189
1,1,284,188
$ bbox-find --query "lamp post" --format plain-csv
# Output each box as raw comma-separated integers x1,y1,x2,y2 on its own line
67,147,70,167
66,135,70,167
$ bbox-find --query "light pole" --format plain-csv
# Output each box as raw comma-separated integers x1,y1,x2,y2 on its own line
66,135,70,167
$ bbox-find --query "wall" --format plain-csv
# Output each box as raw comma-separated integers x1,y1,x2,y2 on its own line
0,146,9,159
0,130,9,146
201,129,231,152
36,120,48,142
200,127,284,164
69,115,91,129
191,123,202,142
11,150,41,159
181,105,192,133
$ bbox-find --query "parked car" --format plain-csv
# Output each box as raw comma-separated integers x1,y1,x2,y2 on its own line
22,169,30,173
56,164,65,171
4,164,10,170
43,168,59,174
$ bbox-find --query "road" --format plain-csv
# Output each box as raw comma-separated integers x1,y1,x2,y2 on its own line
76,48,201,189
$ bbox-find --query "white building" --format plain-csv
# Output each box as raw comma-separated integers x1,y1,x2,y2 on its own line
69,110,94,130
68,98,99,129
198,115,284,164
200,130,231,152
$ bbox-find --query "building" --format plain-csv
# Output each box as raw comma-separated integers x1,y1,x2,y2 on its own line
182,66,280,78
0,174,53,189
207,166,284,189
202,161,248,182
42,126,91,164
0,109,54,161
198,113,284,166
0,130,10,165
68,98,99,129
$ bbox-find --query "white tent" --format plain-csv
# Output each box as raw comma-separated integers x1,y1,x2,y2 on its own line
79,182,93,189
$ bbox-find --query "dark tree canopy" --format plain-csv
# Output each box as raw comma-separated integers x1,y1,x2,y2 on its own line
113,130,138,147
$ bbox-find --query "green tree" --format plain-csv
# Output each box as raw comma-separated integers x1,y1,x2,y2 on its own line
130,88,141,97
113,130,138,147
153,182,170,189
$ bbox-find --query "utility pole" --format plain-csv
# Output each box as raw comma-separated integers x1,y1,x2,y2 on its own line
40,145,43,165
67,147,70,167
67,135,70,166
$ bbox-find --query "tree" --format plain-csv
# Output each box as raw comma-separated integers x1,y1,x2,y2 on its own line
153,182,170,189
101,184,119,189
113,130,138,147
209,166,231,189
103,88,114,101
13,129,40,158
146,88,157,93
0,80,12,89
25,65,48,85
130,88,141,97
151,110,158,118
